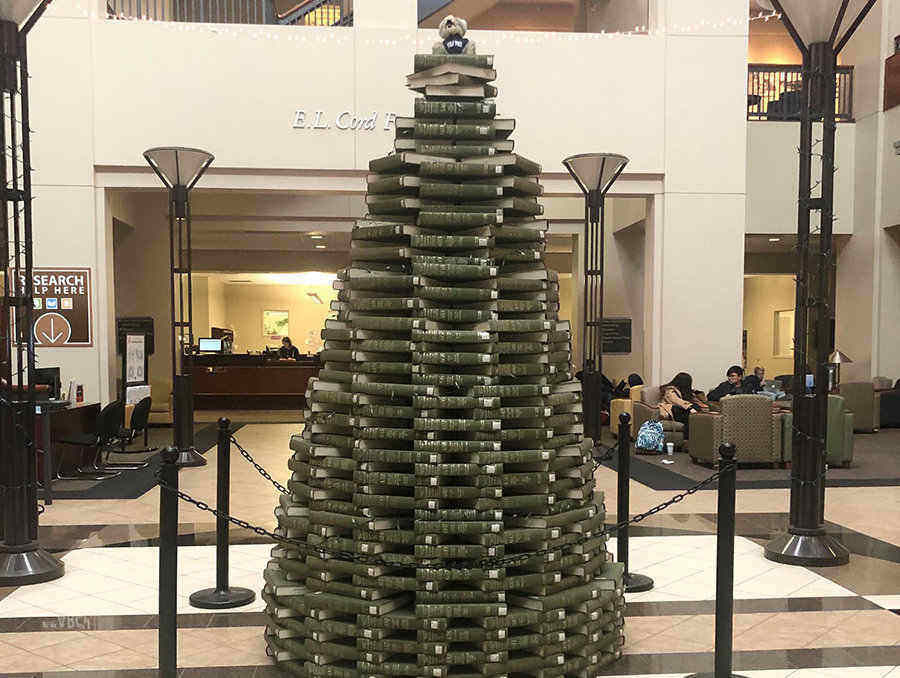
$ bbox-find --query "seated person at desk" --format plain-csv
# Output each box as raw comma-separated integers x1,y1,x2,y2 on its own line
708,365,744,402
660,372,709,439
278,336,301,360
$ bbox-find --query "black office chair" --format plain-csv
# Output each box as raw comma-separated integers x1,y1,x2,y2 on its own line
58,400,125,480
111,396,156,470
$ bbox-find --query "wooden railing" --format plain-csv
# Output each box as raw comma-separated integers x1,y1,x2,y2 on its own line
747,63,854,122
106,0,352,25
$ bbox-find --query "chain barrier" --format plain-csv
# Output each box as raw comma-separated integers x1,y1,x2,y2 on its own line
231,436,289,495
156,439,723,569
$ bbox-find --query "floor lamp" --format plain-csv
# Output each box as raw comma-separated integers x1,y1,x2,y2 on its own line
144,147,214,468
762,0,877,567
0,0,65,585
562,153,628,444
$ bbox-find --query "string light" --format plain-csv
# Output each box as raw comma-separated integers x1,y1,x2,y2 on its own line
72,3,780,45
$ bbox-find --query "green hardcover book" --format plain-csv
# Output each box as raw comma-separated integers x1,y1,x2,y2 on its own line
414,99,496,118
414,54,495,71
417,210,503,229
419,182,504,201
410,122,496,140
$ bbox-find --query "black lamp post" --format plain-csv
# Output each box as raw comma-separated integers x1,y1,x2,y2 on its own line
0,0,65,586
763,0,877,567
144,147,214,468
562,153,628,443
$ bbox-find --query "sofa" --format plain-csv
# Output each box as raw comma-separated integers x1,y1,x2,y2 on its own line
837,382,880,433
688,394,783,466
782,394,854,467
631,385,686,451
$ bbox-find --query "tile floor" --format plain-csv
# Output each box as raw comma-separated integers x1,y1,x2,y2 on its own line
1,423,897,676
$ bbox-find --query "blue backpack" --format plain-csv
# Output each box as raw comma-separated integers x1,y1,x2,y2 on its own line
635,420,665,454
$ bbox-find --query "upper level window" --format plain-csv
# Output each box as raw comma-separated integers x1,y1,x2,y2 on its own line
418,0,649,34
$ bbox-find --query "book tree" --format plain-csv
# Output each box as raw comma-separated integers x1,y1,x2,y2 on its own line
263,45,626,678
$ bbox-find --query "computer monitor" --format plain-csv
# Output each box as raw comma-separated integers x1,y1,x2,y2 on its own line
33,367,61,400
198,338,223,353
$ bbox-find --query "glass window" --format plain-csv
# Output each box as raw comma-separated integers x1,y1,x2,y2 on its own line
419,0,649,34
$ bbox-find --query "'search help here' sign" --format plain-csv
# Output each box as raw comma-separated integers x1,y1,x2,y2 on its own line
12,268,93,347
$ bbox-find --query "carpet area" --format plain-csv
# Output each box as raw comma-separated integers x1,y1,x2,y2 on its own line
40,422,245,501
605,428,900,491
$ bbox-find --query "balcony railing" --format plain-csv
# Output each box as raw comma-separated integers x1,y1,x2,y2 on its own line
747,63,853,122
106,0,352,25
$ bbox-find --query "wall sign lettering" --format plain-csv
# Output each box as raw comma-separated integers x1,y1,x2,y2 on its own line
12,268,93,347
292,109,398,131
601,317,632,355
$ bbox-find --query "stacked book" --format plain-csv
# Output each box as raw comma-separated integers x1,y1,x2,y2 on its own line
264,52,625,678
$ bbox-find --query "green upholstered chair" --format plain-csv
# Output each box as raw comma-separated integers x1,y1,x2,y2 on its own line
688,394,782,466
782,394,855,467
837,381,880,433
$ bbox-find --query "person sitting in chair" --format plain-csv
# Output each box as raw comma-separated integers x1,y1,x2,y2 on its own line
708,365,744,402
660,372,709,439
278,336,301,360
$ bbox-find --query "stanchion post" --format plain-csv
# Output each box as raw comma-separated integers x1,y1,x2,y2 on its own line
686,443,747,678
189,419,255,609
617,412,653,593
158,446,180,678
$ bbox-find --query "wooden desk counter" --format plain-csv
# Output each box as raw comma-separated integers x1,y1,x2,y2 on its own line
190,355,319,410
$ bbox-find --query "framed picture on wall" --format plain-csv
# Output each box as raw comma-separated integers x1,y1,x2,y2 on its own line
263,310,289,339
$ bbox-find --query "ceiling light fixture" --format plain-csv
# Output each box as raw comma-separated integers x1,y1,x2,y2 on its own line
768,237,782,242
309,234,325,240
315,244,327,249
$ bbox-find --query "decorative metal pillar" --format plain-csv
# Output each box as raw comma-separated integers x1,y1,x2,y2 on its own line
763,0,877,567
0,0,65,586
562,153,628,443
144,148,214,468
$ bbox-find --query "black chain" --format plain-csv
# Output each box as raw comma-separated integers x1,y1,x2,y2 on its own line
231,436,289,495
154,459,722,570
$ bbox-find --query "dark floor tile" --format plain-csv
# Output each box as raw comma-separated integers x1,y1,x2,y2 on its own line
600,645,900,675
625,595,878,617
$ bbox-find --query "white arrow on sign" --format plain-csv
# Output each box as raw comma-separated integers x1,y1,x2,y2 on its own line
34,313,72,346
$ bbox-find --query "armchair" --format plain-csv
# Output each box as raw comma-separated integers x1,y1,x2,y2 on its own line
838,382,879,433
630,385,685,451
610,385,643,438
782,394,854,467
688,394,782,466
880,380,900,428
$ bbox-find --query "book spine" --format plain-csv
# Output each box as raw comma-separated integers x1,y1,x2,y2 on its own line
414,54,495,71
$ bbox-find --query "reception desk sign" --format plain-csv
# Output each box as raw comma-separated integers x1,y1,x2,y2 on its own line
12,268,93,347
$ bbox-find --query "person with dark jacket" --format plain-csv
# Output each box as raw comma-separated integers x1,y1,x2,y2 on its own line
708,365,744,402
278,336,301,360
741,374,763,394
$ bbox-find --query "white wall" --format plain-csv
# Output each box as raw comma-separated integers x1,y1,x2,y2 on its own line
654,0,748,390
747,122,856,235
28,0,753,398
